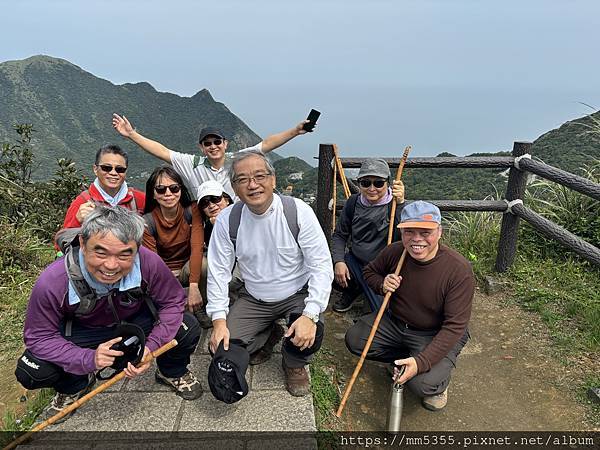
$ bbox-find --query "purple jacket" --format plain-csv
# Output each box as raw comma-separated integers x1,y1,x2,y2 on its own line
23,247,186,375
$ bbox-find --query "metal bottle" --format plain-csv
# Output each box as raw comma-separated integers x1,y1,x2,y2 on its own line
386,365,405,432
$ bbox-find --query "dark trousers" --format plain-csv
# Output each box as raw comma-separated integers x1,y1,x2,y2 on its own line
345,252,383,312
345,311,469,397
16,307,200,395
227,285,324,368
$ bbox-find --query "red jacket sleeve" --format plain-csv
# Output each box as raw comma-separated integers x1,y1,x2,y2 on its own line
62,193,87,228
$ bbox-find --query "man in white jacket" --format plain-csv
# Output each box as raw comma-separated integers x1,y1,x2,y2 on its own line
206,149,333,397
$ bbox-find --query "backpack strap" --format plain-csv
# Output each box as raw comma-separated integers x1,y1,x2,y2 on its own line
64,246,99,318
127,188,138,213
228,194,299,250
343,194,359,226
143,213,157,237
80,189,92,203
228,202,244,250
184,205,193,225
279,194,299,245
193,154,202,169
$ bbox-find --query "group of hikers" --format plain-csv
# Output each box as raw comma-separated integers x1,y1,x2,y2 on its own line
14,113,474,426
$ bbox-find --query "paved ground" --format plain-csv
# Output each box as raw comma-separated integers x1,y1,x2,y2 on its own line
46,327,315,433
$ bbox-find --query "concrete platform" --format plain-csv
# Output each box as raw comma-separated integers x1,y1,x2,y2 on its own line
38,327,316,435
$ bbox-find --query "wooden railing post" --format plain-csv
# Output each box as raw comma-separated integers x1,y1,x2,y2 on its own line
495,141,532,272
316,143,334,245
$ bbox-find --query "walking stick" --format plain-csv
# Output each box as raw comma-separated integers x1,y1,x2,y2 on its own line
333,144,351,199
335,249,407,418
4,339,178,450
332,159,338,233
387,146,411,245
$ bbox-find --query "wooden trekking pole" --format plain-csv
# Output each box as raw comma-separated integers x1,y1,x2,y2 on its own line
333,144,351,199
332,160,338,233
386,146,412,245
336,249,407,418
3,339,178,450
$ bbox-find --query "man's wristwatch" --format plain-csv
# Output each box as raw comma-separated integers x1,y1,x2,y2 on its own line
302,311,319,323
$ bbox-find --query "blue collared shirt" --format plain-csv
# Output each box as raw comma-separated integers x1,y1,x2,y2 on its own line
68,249,142,305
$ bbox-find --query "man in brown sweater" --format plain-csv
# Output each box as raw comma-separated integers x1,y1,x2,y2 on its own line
345,201,474,411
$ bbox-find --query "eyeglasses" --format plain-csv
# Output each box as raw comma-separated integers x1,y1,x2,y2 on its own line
358,178,387,189
202,139,223,147
199,195,224,209
154,184,181,194
232,172,272,186
98,164,127,174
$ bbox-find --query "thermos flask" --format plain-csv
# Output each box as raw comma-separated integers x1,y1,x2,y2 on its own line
386,365,405,432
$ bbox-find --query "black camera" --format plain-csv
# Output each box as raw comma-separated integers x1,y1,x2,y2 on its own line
110,335,142,371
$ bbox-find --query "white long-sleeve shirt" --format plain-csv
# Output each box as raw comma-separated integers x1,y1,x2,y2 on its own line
206,195,333,321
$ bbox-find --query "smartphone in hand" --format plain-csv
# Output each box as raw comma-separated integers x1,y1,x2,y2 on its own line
302,109,321,132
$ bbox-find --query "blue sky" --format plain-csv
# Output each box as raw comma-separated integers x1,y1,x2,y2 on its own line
2,0,599,163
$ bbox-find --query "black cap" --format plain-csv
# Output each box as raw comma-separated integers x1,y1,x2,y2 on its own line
198,127,226,143
208,339,249,404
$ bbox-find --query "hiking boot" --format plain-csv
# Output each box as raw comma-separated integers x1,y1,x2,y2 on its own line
36,373,96,425
332,293,355,313
422,388,448,411
249,323,285,365
155,369,203,400
282,360,310,397
195,307,213,329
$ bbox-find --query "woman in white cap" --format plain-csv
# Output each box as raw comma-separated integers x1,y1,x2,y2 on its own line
142,166,204,315
197,180,234,246
196,180,237,328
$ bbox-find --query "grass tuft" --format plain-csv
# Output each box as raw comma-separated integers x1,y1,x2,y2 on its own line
310,348,341,431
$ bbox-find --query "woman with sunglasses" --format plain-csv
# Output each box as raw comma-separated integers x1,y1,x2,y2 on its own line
331,158,405,314
142,166,204,316
195,181,236,324
197,180,234,246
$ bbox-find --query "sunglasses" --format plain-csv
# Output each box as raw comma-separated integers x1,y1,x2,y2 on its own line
98,164,127,174
202,139,223,147
199,195,224,209
154,184,181,194
358,178,387,189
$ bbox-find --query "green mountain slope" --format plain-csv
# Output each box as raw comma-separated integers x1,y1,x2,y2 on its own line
0,55,265,183
530,110,600,174
2,55,597,202
406,112,600,201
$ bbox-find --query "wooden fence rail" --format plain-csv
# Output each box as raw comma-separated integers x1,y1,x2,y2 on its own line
315,142,600,272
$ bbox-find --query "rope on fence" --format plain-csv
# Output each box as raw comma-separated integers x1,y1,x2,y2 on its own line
513,154,532,170
505,199,524,213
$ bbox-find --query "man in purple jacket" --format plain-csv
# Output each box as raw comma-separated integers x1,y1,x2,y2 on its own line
15,206,202,423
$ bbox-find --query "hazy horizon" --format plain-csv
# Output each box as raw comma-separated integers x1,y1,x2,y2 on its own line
2,0,599,165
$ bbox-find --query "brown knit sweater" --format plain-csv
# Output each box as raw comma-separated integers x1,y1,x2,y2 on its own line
363,242,474,373
142,203,204,285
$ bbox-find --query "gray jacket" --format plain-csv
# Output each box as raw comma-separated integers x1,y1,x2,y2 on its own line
332,194,403,265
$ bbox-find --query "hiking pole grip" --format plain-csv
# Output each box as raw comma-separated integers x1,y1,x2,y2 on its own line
4,339,178,450
387,146,411,245
336,249,407,418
